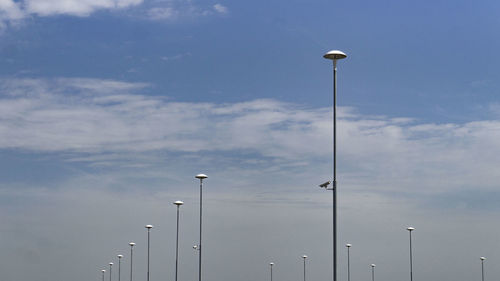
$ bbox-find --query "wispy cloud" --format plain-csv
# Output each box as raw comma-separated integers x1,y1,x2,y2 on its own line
1,77,500,197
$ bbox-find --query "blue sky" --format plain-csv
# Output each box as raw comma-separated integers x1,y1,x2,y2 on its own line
1,1,500,281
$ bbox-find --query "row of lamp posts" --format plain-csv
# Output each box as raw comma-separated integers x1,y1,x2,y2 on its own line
100,174,207,281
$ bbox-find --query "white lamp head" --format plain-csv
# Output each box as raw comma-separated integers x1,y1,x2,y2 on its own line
195,174,208,179
109,262,113,266
129,242,136,247
102,270,106,273
270,262,274,266
407,227,415,231
117,255,123,259
145,224,153,229
323,50,347,60
346,243,352,248
480,257,486,261
174,200,184,206
302,255,308,259
193,245,199,250
371,264,376,267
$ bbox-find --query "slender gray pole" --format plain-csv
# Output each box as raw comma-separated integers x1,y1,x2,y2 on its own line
481,259,485,281
147,229,151,281
409,231,413,281
333,59,338,281
102,271,106,281
130,245,134,281
109,264,112,281
118,258,121,281
175,205,181,281
199,179,203,281
270,264,273,281
371,266,375,281
303,257,306,281
346,247,350,281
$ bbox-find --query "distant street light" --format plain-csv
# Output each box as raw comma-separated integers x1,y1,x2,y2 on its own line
102,270,106,281
117,255,123,281
270,262,275,281
129,242,136,281
407,227,415,281
346,244,352,281
322,49,347,281
174,201,184,281
195,173,208,281
109,263,113,281
480,257,486,281
302,255,308,281
370,264,376,281
145,225,154,281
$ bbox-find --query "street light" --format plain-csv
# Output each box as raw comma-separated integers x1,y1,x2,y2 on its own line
109,263,113,281
322,49,347,281
480,257,486,281
407,227,415,281
129,242,136,281
145,225,154,281
195,173,207,281
302,255,308,281
101,270,106,281
370,264,376,281
117,255,123,281
269,262,275,281
345,244,352,281
174,201,184,281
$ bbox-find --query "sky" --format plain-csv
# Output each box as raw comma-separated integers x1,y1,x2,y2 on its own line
1,1,500,281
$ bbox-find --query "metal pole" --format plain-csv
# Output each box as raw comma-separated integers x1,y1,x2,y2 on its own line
199,179,203,281
409,231,413,281
147,228,151,281
270,263,273,281
109,264,113,281
118,257,121,281
130,244,134,281
175,204,181,281
371,266,375,281
346,246,350,281
303,257,306,281
481,258,485,281
332,59,338,281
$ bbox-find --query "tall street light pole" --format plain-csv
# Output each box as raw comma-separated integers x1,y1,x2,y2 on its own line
302,255,307,281
109,263,113,281
117,255,123,281
102,270,106,281
145,225,154,281
322,49,347,281
270,262,274,281
370,264,376,281
345,244,352,281
480,257,486,281
129,242,135,281
195,174,208,281
174,201,184,281
407,227,415,281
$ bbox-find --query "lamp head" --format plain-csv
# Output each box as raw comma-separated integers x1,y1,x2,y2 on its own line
302,255,308,259
323,50,347,60
480,257,486,261
129,242,136,247
109,262,113,266
407,227,415,231
174,200,184,206
270,262,274,266
371,264,376,267
117,255,123,259
145,224,153,229
102,270,106,273
195,174,208,179
193,245,199,250
346,243,352,248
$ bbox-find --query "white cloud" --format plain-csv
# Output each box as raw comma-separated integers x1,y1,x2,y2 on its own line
2,77,500,196
213,3,228,14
